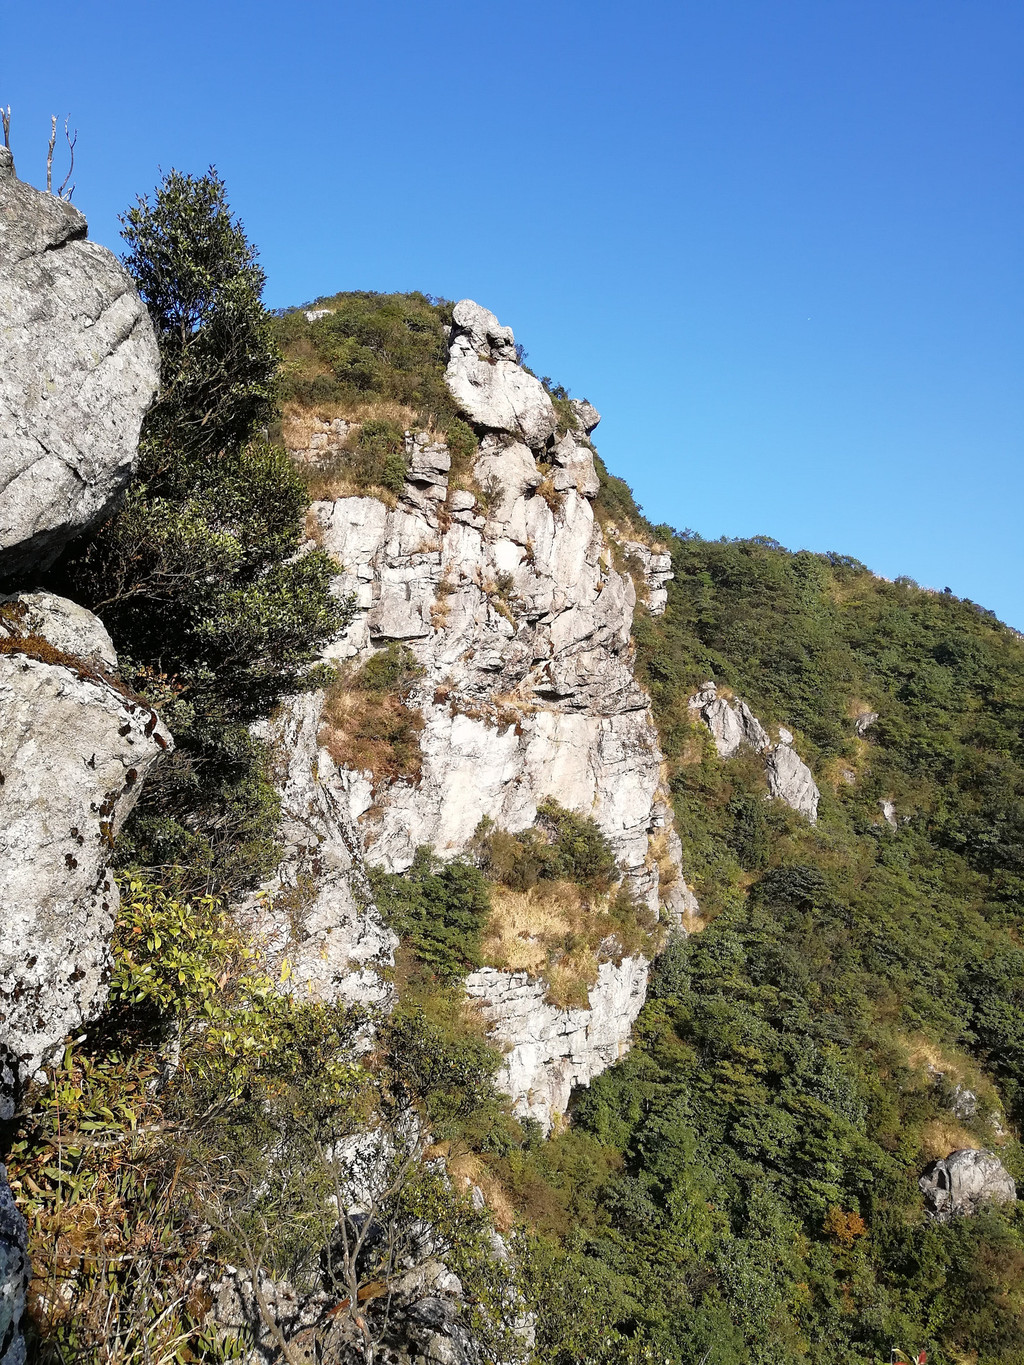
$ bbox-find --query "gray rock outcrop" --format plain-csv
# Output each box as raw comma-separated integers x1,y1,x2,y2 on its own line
445,299,557,447
272,301,699,1111
0,597,172,1084
689,680,820,823
0,1168,27,1365
0,147,159,577
464,958,649,1132
920,1149,1016,1221
242,691,396,1009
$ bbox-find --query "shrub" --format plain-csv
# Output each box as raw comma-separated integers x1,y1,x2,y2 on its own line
372,848,491,984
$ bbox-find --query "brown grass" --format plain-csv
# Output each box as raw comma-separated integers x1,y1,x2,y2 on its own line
481,880,657,1010
281,397,421,445
319,678,424,788
919,1118,978,1161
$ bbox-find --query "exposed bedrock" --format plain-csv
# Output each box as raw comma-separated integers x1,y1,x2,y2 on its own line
266,300,699,1113
0,591,172,1098
920,1149,1017,1221
0,147,159,578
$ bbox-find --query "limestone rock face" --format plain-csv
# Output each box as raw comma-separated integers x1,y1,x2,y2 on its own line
0,1168,27,1365
274,319,698,1110
0,147,159,577
0,602,172,1085
445,300,557,447
311,435,681,916
464,958,649,1132
920,1149,1017,1221
766,741,820,823
242,692,396,1009
690,681,820,823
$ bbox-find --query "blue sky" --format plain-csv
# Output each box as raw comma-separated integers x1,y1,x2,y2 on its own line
5,1,1023,625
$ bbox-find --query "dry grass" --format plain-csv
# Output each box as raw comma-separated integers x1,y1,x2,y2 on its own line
481,880,657,1010
919,1118,979,1161
281,397,420,446
319,678,423,789
445,1151,518,1232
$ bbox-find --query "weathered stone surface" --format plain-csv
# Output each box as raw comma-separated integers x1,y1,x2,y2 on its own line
688,681,770,758
690,681,820,823
0,148,158,577
281,394,700,1113
766,741,820,824
464,958,649,1132
854,709,879,736
569,398,601,434
445,300,557,448
0,1167,27,1365
920,1149,1016,1220
242,691,396,1010
880,798,898,830
0,614,171,1080
608,534,673,615
1,589,117,669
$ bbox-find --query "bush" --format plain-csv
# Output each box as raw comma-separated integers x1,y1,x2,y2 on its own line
372,848,491,984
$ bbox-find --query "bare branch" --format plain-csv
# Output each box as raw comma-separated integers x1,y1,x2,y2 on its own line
57,116,77,200
1,105,10,152
46,115,56,192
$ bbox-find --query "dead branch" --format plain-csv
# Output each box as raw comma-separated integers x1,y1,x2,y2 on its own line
46,115,56,191
57,116,76,200
1,105,10,151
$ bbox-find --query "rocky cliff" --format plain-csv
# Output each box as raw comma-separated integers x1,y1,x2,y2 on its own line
259,299,697,1125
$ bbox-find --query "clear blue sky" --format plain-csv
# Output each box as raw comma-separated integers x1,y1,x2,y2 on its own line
6,2,1023,625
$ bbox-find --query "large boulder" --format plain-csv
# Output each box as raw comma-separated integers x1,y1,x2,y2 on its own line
445,300,557,448
0,594,172,1092
0,147,158,578
920,1148,1017,1221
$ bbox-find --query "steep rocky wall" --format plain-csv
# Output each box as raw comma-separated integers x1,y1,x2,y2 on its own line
0,149,159,577
268,299,697,1118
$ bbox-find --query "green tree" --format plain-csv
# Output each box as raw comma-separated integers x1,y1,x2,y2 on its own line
56,169,350,896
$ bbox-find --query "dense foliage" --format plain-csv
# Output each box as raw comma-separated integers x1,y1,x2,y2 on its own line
53,170,349,897
481,465,1024,1365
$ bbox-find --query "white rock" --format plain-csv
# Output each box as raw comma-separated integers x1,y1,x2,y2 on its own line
464,957,649,1132
0,1167,27,1365
569,399,601,434
880,798,898,830
766,742,820,823
920,1149,1016,1220
1,590,117,669
0,148,159,576
243,692,396,1010
445,300,557,448
0,636,172,1082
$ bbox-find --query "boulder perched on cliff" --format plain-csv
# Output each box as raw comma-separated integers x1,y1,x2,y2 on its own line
0,1168,27,1365
0,147,158,578
0,596,171,1088
445,300,557,447
920,1149,1017,1221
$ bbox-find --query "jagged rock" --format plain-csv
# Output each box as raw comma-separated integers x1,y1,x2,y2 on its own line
854,709,878,736
242,691,396,1009
549,433,601,499
690,681,820,823
1,590,117,669
608,535,673,616
950,1083,979,1120
766,741,820,824
445,300,557,448
569,398,601,434
688,681,770,758
880,798,898,830
0,147,158,578
0,1167,27,1365
464,958,649,1132
920,1149,1016,1221
0,607,171,1081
